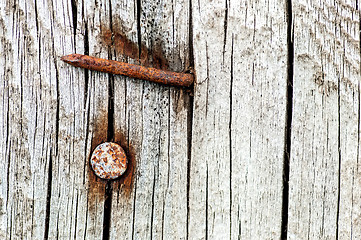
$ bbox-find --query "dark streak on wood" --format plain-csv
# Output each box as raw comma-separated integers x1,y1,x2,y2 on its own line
103,47,115,238
44,149,53,240
102,181,112,240
229,33,234,238
335,63,342,240
187,0,194,237
74,192,79,239
281,0,294,238
205,42,210,117
98,20,169,70
71,0,77,47
222,0,228,65
150,170,156,240
83,22,90,185
6,142,11,210
205,164,209,240
136,0,142,63
131,181,137,240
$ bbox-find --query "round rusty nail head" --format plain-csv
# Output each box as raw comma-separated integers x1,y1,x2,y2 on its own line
90,142,127,180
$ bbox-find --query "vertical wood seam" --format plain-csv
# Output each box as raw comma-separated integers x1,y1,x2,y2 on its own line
353,11,361,235
229,33,234,240
136,0,142,62
187,0,195,238
335,53,342,240
44,150,53,240
82,23,90,185
281,0,294,238
71,0,77,48
222,0,228,65
102,1,116,238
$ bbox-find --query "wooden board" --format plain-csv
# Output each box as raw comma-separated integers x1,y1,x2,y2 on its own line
189,0,289,238
1,0,360,239
102,0,191,239
288,0,360,239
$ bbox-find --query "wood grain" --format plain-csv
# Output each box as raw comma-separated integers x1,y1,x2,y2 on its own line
1,0,360,239
288,0,360,239
189,0,288,239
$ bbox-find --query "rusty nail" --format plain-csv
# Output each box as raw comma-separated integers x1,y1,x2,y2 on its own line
61,54,194,87
90,142,127,180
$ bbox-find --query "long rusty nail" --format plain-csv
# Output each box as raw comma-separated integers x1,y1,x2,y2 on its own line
90,142,127,180
61,54,194,87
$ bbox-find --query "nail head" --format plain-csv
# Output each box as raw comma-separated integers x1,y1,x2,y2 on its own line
90,142,127,179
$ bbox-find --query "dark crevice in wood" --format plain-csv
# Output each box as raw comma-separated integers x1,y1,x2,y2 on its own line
205,164,208,240
150,169,156,239
102,181,112,240
229,34,234,239
205,43,209,117
35,0,42,80
5,76,10,210
103,74,115,240
83,196,89,240
281,0,294,239
136,0,142,63
83,23,90,185
71,0,77,47
44,149,53,240
6,142,11,210
33,105,39,156
103,8,115,235
251,63,255,86
161,196,166,240
108,0,113,36
222,0,228,65
31,180,36,237
167,92,171,190
237,205,241,238
131,180,137,240
74,192,79,239
34,0,39,35
357,3,361,170
56,210,60,239
186,0,195,238
8,206,12,240
336,66,342,240
107,77,115,139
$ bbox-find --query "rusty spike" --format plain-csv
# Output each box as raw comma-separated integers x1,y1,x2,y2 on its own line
61,54,194,87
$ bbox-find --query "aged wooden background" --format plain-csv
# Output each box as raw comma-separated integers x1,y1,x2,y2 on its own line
0,0,360,239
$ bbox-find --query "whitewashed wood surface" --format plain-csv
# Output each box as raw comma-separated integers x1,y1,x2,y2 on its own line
0,0,359,239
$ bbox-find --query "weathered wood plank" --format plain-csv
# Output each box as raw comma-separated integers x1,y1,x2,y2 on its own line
107,0,191,239
2,0,360,239
288,0,360,239
0,0,111,238
190,0,288,239
0,0,53,238
46,0,112,238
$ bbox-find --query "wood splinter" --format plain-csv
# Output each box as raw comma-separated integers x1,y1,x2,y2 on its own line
61,54,194,87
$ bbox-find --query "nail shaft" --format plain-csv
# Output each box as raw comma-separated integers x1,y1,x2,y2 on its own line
61,54,194,87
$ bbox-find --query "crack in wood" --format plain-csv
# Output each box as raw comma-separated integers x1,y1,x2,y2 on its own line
281,0,294,239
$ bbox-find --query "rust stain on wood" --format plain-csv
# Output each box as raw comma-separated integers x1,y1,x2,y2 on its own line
112,130,136,198
86,112,136,203
87,113,108,206
98,20,169,70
